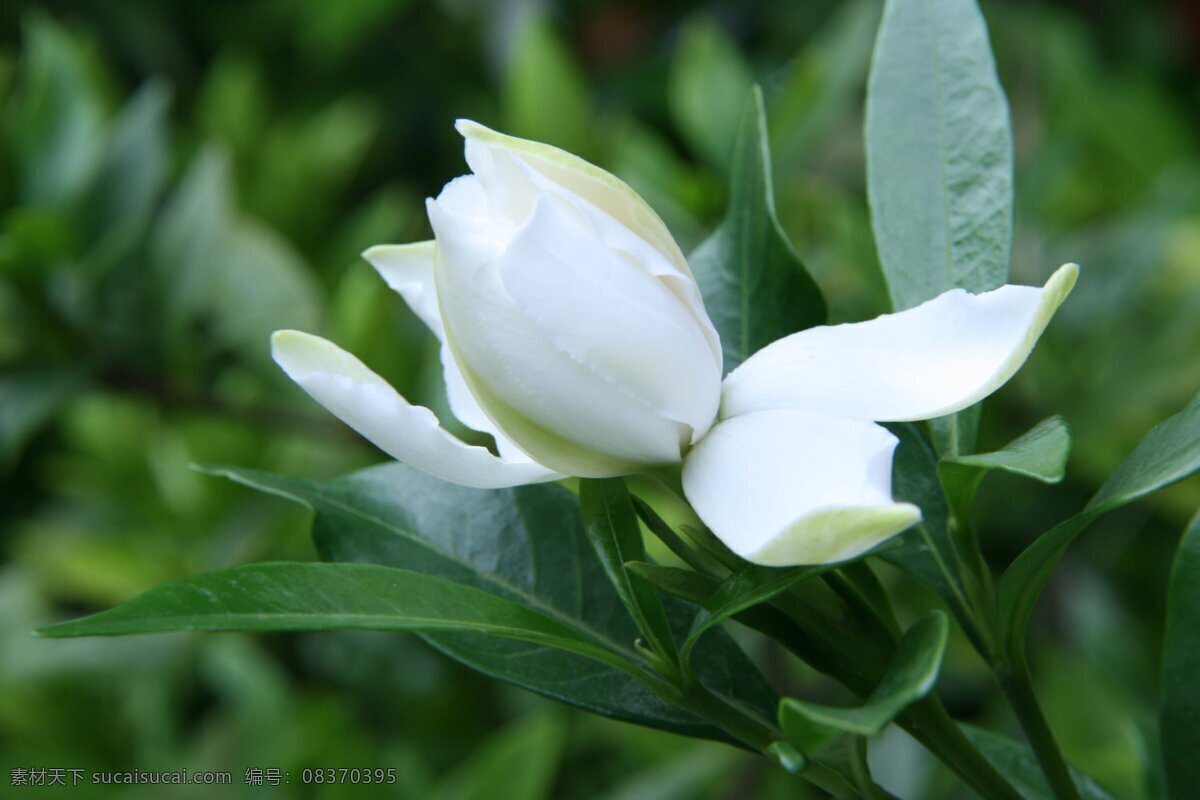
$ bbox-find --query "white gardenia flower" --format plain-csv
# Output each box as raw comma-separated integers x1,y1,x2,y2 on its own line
272,121,1077,566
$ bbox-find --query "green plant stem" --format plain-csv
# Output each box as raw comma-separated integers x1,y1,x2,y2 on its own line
902,697,1022,800
996,657,1081,800
774,576,1023,800
943,469,1077,799
850,737,886,800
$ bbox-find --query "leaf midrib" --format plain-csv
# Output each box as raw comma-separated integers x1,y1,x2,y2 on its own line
227,470,642,663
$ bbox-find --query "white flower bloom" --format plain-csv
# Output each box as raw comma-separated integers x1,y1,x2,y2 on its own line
272,121,1077,565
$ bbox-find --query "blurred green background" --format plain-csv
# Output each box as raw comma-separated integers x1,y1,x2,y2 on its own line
1,1,1198,797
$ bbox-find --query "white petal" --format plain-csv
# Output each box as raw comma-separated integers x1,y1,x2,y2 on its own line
497,193,721,441
271,330,559,488
456,119,691,276
362,241,443,335
721,264,1078,422
681,409,921,566
429,196,689,475
362,240,533,464
460,126,722,367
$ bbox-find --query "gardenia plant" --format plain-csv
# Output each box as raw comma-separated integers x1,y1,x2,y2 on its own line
42,2,1200,799
272,119,1076,567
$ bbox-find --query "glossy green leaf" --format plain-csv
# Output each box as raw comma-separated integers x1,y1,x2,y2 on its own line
1161,509,1200,799
939,416,1071,521
39,563,638,677
681,564,820,664
999,389,1200,656
580,479,677,666
943,416,1071,484
504,13,590,156
669,16,754,172
625,563,721,608
963,726,1117,800
207,464,778,741
689,86,826,373
866,0,1013,311
779,612,948,751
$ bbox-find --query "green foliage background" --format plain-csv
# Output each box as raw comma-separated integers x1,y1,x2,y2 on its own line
1,1,1197,797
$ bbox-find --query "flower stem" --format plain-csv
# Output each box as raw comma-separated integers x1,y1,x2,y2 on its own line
902,697,1023,800
996,656,1082,800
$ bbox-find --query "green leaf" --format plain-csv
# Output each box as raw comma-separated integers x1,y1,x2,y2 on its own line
580,479,678,666
778,612,948,751
681,564,821,664
207,464,778,741
625,562,721,607
39,562,643,674
963,726,1117,800
928,403,982,459
504,12,590,156
1161,509,1200,799
866,0,1013,311
943,416,1071,484
998,389,1200,656
669,16,754,172
881,425,976,637
939,415,1071,521
689,86,826,373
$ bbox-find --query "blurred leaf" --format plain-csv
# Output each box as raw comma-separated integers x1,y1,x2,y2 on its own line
0,368,88,468
286,0,410,63
249,97,379,236
196,54,267,159
939,415,1071,522
580,479,677,666
963,726,1117,800
504,13,590,155
689,86,826,373
1160,509,1200,800
207,463,778,741
779,612,947,751
0,209,77,274
999,389,1200,660
866,0,1012,311
212,219,322,357
437,714,564,800
669,16,754,172
81,80,171,267
150,144,236,335
6,14,107,207
605,744,737,800
608,120,709,251
768,0,880,169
